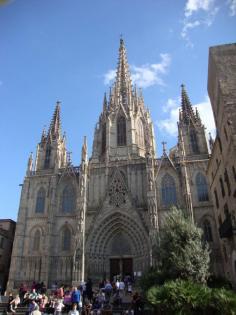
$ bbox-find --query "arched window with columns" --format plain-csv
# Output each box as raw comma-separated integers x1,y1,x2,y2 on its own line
33,230,41,251
62,185,75,213
190,129,199,153
161,174,177,207
117,116,126,146
203,220,213,242
35,188,46,213
196,173,209,202
61,226,71,251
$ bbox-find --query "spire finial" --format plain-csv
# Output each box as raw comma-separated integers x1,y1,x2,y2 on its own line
48,101,62,140
161,141,167,155
114,37,132,109
67,151,72,165
103,92,107,112
180,84,196,123
209,132,214,151
27,152,33,175
81,136,87,162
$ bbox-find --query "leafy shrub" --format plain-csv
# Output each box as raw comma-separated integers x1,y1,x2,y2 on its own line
147,279,236,315
155,207,210,284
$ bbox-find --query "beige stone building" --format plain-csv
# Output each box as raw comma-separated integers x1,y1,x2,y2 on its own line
8,39,223,289
0,219,16,292
207,43,236,286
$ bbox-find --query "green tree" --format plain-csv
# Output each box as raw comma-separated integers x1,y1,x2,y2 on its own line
155,207,210,283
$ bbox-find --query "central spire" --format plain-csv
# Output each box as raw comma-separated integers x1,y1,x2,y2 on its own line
180,84,197,124
48,101,62,140
114,38,132,108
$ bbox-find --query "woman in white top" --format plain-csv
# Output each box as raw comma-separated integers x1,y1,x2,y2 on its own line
68,303,80,315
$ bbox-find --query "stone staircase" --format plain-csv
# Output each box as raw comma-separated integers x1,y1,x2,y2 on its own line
0,302,28,315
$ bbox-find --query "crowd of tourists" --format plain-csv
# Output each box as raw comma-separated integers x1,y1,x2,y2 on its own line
5,278,143,315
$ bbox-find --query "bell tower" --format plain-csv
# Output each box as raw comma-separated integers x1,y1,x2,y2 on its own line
178,84,209,157
91,38,156,163
34,102,67,172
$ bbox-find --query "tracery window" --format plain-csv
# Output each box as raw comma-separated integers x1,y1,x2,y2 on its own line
61,227,71,251
35,188,46,213
33,230,40,251
161,174,177,207
117,116,126,146
196,173,209,202
44,146,51,169
62,185,75,213
190,130,199,154
101,123,106,154
137,119,144,147
203,220,213,242
109,171,127,207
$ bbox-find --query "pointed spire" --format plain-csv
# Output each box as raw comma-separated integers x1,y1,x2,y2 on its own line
41,125,47,143
115,37,132,108
180,84,196,124
27,152,33,175
161,141,167,156
81,136,87,162
209,132,214,151
103,93,107,112
48,101,61,140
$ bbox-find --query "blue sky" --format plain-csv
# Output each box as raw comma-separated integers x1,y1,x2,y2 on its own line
0,0,235,220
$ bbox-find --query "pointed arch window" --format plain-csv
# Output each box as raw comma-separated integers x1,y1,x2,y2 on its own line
35,188,46,213
203,220,213,242
161,174,177,207
117,116,126,146
190,130,199,154
44,146,51,169
33,230,41,251
62,185,75,213
61,226,71,251
196,173,209,202
137,119,144,147
101,123,106,154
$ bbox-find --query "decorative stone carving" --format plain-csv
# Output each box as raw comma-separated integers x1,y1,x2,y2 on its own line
108,170,127,207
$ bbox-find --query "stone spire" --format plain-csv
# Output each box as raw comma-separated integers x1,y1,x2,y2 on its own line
26,152,33,176
114,38,133,109
180,84,197,124
48,101,61,140
81,136,87,163
103,93,108,113
41,126,47,143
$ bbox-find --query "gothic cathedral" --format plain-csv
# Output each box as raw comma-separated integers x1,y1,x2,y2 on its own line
8,39,223,289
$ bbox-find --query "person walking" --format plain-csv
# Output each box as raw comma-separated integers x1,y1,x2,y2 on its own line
71,287,81,310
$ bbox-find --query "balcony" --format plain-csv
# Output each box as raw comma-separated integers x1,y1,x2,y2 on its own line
219,215,236,238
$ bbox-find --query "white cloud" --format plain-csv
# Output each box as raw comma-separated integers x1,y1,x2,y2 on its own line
227,0,236,16
181,20,201,39
103,53,171,88
181,0,218,45
157,98,180,136
104,69,116,85
157,96,215,138
185,0,214,17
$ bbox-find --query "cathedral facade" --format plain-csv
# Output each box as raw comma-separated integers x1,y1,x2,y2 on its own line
7,39,223,289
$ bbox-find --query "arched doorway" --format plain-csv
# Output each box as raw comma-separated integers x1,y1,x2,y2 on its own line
109,232,133,280
86,212,150,281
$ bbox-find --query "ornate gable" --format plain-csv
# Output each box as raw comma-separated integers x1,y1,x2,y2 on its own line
108,168,128,207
